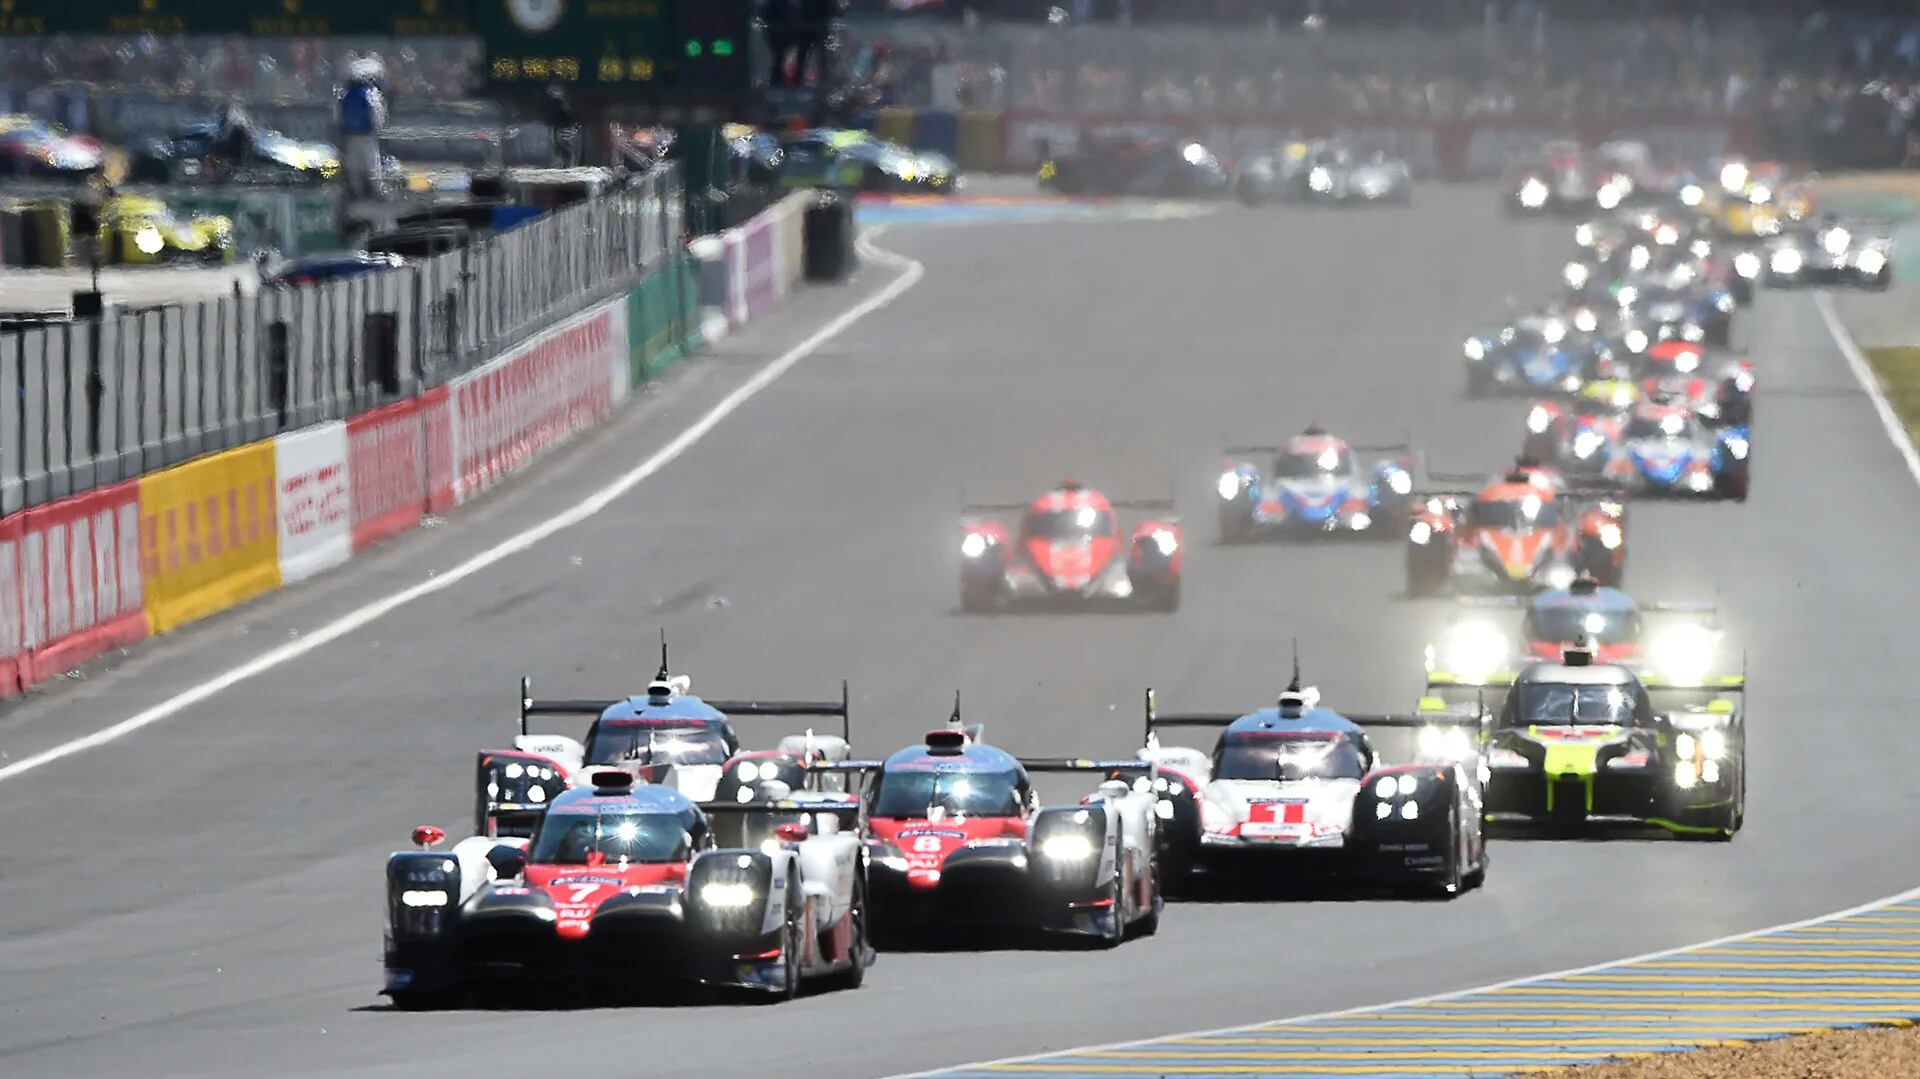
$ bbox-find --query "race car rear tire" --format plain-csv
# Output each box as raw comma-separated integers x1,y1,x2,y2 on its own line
1406,549,1448,597
960,578,998,613
1146,579,1180,613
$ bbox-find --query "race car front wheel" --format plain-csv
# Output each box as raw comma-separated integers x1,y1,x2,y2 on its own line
771,876,803,1001
830,879,868,991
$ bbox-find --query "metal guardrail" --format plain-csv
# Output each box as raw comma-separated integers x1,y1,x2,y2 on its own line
0,165,684,517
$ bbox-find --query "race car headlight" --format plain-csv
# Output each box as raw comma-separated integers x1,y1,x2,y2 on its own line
1691,239,1713,259
1573,429,1606,459
1443,621,1508,681
1857,248,1887,275
1682,323,1706,343
1673,760,1699,789
1624,329,1649,353
1654,223,1679,246
1719,161,1747,192
1408,520,1433,545
1596,183,1623,210
960,532,989,558
1417,725,1474,761
1464,338,1487,361
1748,185,1772,205
1700,727,1728,760
1151,529,1179,556
1574,308,1598,333
1681,183,1704,207
1714,293,1736,314
1597,522,1623,550
1527,405,1553,434
1349,511,1371,531
1771,248,1803,274
1734,251,1761,278
133,226,164,255
1387,470,1412,496
1039,834,1096,861
1308,167,1332,193
1616,285,1639,308
1542,319,1567,345
1629,245,1651,271
401,889,451,908
1724,435,1749,460
1564,262,1590,289
700,882,758,908
1575,223,1595,247
1217,472,1242,500
1824,228,1851,256
1652,625,1716,684
1519,178,1548,207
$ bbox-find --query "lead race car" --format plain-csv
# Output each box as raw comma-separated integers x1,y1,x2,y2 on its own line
474,648,851,836
1404,463,1627,596
1134,670,1487,897
959,479,1180,612
1214,427,1417,541
381,770,872,1008
823,711,1163,945
1428,639,1746,840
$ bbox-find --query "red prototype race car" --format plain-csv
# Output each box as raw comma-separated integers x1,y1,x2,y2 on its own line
1406,462,1626,596
959,478,1181,612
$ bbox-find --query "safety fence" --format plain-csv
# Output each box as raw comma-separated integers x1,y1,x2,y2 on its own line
0,182,808,699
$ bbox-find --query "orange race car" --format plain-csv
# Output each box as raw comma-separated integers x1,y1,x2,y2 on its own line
1405,462,1626,597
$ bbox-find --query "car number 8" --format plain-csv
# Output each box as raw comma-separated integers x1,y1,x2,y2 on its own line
912,836,943,853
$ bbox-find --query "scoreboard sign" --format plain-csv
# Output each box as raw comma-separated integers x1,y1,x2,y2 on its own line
0,0,759,102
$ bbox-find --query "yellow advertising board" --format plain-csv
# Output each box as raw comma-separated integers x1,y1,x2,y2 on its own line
139,443,282,633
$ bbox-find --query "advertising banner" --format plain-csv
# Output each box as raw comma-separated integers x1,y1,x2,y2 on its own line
139,442,280,634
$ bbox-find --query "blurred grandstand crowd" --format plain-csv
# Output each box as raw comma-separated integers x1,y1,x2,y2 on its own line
0,36,478,102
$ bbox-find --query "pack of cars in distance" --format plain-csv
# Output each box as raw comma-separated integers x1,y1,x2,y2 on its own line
382,135,1789,1010
1035,132,1414,204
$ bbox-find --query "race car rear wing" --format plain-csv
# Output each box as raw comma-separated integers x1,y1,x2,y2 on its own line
1143,688,1482,743
700,796,866,838
517,676,851,743
1018,757,1160,780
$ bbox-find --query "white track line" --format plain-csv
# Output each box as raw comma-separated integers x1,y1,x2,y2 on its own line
889,293,1920,1079
0,229,924,784
888,884,1920,1078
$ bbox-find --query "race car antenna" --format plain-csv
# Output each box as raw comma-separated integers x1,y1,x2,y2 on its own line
1287,638,1301,694
656,627,670,681
949,689,962,728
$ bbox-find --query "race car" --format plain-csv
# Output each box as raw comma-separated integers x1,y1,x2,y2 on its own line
1135,674,1487,897
1463,314,1617,397
1505,140,1599,214
1615,270,1735,347
959,479,1181,612
1636,341,1755,427
1599,401,1749,500
1404,464,1627,596
127,119,343,185
1431,640,1745,839
1700,158,1808,239
1236,139,1405,204
1038,132,1230,198
95,194,235,265
475,656,851,836
776,128,959,194
0,115,105,179
840,721,1162,945
381,771,872,1008
1762,216,1894,290
1423,575,1728,691
1521,384,1639,476
1214,427,1417,541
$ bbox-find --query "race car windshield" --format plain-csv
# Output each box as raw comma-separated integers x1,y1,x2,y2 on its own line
1526,607,1640,644
1513,684,1641,726
586,725,731,768
531,810,692,865
1214,734,1367,782
1274,449,1353,478
871,768,1022,818
1024,508,1114,539
1470,497,1560,529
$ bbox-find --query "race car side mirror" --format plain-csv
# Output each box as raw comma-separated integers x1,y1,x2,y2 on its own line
412,825,446,849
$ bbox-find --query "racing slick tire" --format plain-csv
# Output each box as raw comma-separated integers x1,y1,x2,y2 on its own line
768,874,804,1002
960,577,999,613
1144,579,1181,613
1097,855,1126,949
1408,802,1467,899
1136,864,1161,937
829,879,869,991
1406,546,1449,598
1217,503,1253,544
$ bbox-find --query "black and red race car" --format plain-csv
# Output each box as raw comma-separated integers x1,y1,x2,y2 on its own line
959,479,1181,612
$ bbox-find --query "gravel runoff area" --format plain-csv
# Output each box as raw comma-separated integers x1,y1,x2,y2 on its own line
1515,1020,1920,1078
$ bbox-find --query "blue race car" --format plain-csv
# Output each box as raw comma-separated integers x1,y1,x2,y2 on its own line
1464,314,1616,398
1614,273,1735,348
1601,401,1748,501
1216,427,1417,542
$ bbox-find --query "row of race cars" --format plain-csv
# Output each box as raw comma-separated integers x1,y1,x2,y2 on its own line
1039,131,1415,206
378,141,1794,1012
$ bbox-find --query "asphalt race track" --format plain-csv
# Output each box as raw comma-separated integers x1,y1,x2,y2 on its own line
2,185,1917,1078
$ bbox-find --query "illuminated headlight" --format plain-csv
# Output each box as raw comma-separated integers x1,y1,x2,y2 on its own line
1151,529,1179,556
1724,435,1748,460
1417,725,1474,761
1519,178,1548,207
1719,162,1747,192
1575,223,1595,247
1543,564,1576,590
1686,468,1713,490
1673,760,1699,790
1690,239,1712,258
134,226,164,255
1748,185,1772,204
1464,337,1487,361
1629,245,1652,271
1573,429,1606,458
1388,470,1412,496
1216,472,1242,500
1654,223,1679,246
1700,728,1728,760
960,533,989,558
1561,374,1583,393
1824,228,1851,256
1682,323,1706,343
1409,520,1433,545
1542,319,1567,344
1564,262,1590,289
1712,292,1734,314
1616,285,1639,307
1527,405,1553,434
1375,777,1398,799
1701,759,1721,785
1857,248,1887,275
1309,167,1332,193
1443,621,1509,680
1771,248,1802,274
701,882,758,908
1681,183,1704,207
1374,801,1391,820
1349,511,1371,531
401,889,451,907
1574,308,1598,333
1597,522,1622,550
1624,329,1648,353
1653,625,1716,684
1734,251,1761,278
1040,834,1096,861
1596,183,1623,210
1400,801,1419,820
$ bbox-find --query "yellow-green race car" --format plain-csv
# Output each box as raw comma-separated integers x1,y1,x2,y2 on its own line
98,195,235,265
